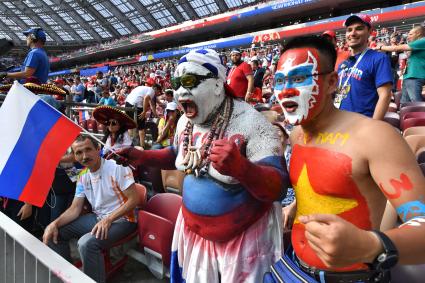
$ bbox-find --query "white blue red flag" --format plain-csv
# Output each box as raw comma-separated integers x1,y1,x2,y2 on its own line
0,82,80,207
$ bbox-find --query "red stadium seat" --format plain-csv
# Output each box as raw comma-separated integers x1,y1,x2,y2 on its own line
399,106,425,122
402,118,425,132
137,193,182,278
402,112,425,121
97,122,105,134
103,183,147,279
400,112,425,131
87,118,98,133
79,120,88,130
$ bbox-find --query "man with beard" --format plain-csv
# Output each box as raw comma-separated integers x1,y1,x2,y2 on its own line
43,135,138,283
265,36,425,283
108,49,289,282
226,48,255,102
335,14,392,120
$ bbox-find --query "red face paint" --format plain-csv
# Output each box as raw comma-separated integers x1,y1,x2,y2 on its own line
277,88,300,101
290,145,371,271
274,48,325,125
379,173,413,199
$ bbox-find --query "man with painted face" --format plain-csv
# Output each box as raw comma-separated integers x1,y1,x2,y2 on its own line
107,49,289,282
335,14,392,120
265,36,425,283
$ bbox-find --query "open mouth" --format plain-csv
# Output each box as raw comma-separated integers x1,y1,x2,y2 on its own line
179,99,198,118
281,101,299,113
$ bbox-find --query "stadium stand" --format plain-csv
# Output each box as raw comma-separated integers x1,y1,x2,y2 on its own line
1,0,425,282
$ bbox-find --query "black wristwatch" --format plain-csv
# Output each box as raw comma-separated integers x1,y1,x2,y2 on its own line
371,230,399,271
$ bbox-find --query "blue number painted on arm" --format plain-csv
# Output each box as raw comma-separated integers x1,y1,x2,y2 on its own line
396,200,425,222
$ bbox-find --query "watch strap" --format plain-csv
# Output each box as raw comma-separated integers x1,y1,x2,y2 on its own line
372,230,399,271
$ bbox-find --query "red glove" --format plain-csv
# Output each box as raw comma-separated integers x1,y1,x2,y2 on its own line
210,138,287,202
209,138,246,178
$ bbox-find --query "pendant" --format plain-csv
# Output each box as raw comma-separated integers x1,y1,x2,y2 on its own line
182,146,202,176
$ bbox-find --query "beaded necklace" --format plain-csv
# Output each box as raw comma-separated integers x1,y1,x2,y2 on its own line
181,96,233,176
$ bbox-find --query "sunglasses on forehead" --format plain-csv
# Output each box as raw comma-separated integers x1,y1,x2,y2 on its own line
171,73,216,90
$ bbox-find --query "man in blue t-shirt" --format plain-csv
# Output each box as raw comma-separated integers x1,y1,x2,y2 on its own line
335,14,392,119
0,28,50,84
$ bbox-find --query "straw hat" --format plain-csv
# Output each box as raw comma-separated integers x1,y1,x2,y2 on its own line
92,105,136,129
0,83,67,96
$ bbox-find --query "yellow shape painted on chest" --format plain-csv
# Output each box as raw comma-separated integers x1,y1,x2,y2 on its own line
294,164,359,224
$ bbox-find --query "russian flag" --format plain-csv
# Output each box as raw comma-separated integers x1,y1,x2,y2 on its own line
0,82,81,207
78,107,90,122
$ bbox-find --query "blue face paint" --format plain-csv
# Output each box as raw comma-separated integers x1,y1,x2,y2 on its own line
274,65,314,91
396,200,425,222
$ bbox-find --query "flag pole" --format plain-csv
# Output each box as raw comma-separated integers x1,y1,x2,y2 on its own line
11,81,136,170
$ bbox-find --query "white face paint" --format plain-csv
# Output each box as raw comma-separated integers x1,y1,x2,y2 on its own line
174,62,225,125
274,49,321,125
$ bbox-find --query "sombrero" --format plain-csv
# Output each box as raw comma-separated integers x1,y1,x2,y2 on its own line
0,83,67,96
93,105,136,130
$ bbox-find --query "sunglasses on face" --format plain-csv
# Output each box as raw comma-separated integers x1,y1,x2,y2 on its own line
108,120,119,126
171,73,216,90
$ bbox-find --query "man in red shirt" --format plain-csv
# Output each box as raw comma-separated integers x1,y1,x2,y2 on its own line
322,30,350,72
226,48,254,101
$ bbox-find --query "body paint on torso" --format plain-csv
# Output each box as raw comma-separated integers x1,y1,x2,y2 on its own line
290,144,371,271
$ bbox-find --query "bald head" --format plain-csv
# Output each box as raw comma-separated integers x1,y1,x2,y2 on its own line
407,26,424,43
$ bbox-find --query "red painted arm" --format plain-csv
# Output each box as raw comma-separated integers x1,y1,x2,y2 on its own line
106,146,177,170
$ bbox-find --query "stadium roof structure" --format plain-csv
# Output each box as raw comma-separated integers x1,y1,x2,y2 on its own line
0,0,261,47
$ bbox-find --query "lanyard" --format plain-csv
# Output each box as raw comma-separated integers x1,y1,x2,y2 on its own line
338,48,369,91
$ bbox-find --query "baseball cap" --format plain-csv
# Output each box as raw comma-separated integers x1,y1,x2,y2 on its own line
230,48,241,55
344,14,372,28
322,30,336,39
23,28,47,42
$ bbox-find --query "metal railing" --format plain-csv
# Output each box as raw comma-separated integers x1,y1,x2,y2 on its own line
0,211,95,283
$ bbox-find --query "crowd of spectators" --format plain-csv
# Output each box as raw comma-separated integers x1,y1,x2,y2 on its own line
46,23,418,149
2,19,425,282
